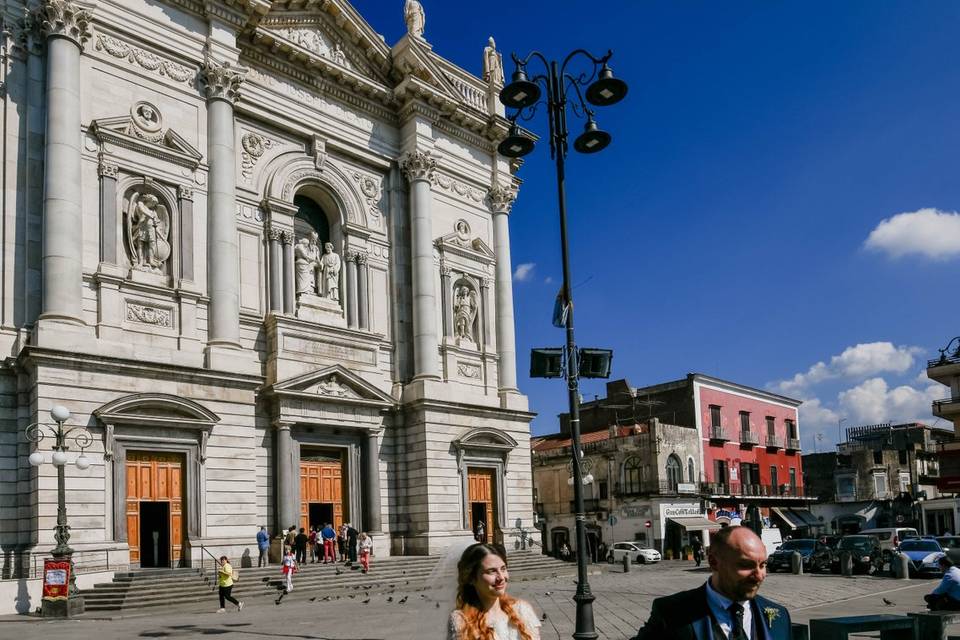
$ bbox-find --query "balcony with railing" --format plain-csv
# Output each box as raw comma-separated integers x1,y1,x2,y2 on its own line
933,396,960,418
765,434,784,449
616,480,699,497
709,425,729,442
701,482,806,499
786,438,801,451
740,430,759,446
927,338,960,384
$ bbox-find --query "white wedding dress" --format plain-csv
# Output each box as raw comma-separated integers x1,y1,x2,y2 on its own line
447,600,542,640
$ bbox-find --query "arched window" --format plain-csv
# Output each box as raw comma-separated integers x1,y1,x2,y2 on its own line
623,457,642,495
687,458,696,484
666,454,683,491
294,193,330,246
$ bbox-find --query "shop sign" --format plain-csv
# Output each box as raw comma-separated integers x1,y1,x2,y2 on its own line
662,504,701,517
716,509,742,521
621,504,652,519
42,559,70,601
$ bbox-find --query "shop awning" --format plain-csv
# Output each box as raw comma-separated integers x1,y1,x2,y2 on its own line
771,507,799,529
790,509,821,528
668,516,722,531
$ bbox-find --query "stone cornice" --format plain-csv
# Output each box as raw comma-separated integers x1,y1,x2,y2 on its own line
35,0,94,49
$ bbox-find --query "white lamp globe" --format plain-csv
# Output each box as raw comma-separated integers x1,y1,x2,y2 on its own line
75,453,91,471
567,477,575,486
50,405,70,423
28,451,43,467
52,450,68,466
583,473,594,485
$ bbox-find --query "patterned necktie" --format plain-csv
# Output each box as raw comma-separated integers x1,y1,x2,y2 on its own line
728,602,749,640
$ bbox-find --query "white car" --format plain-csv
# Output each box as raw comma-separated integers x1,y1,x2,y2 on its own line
606,541,661,564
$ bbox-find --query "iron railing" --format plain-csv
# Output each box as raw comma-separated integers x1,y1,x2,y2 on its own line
1,547,121,581
616,480,699,497
786,438,801,451
701,482,806,498
709,426,728,441
740,430,760,445
933,397,960,414
765,434,784,448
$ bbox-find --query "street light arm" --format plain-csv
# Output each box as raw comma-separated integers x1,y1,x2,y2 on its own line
559,48,613,80
562,74,594,120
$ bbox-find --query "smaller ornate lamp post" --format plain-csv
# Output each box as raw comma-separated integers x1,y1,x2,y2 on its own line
26,405,92,617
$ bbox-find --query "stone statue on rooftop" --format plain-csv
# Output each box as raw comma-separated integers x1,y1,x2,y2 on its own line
404,0,425,39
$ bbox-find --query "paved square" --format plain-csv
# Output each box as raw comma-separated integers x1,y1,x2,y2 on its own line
1,561,954,639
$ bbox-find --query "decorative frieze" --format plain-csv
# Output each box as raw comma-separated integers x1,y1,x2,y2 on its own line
435,173,485,203
35,0,94,49
94,34,195,84
97,162,119,178
240,132,277,183
400,150,437,183
125,302,172,327
199,58,247,103
457,361,482,379
351,171,383,221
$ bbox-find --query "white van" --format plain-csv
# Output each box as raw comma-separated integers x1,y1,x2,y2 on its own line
858,527,919,555
760,527,783,556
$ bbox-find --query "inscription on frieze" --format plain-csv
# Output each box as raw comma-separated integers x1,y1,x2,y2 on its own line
283,334,377,365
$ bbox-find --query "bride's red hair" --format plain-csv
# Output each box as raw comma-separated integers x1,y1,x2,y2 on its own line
453,543,532,640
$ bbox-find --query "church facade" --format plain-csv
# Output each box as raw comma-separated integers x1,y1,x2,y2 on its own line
0,0,533,569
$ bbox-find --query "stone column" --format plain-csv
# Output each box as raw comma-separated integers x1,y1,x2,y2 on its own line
363,430,382,532
199,58,245,348
98,162,119,265
440,265,453,338
276,423,298,531
177,186,195,283
356,252,369,330
345,251,358,328
281,231,295,314
37,0,94,325
268,227,282,312
400,151,440,379
488,186,518,392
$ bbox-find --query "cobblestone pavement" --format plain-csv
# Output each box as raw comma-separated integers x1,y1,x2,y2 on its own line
0,560,952,639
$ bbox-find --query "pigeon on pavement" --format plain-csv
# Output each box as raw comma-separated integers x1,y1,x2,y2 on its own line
883,598,896,606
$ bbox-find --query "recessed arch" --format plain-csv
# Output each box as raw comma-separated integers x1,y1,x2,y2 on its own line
262,152,367,229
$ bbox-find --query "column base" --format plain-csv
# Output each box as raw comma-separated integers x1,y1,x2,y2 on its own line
498,388,528,411
32,316,93,350
204,344,260,375
41,593,84,618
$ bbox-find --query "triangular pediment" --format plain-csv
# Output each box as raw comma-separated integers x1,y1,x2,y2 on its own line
91,106,204,169
271,365,394,406
436,222,496,265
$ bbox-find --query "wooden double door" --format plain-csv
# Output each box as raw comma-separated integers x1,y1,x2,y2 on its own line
126,451,185,567
468,467,497,542
300,457,346,531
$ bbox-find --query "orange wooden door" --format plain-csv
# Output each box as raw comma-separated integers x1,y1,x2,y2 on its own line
125,452,184,564
468,467,496,541
300,460,344,531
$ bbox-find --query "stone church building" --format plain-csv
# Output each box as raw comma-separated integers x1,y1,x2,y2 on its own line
0,0,533,568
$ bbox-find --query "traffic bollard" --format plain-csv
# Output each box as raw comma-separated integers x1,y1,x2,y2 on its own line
840,551,853,577
623,554,630,573
895,553,910,580
791,551,803,575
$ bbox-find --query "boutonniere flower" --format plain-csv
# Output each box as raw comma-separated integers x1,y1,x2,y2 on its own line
764,607,780,629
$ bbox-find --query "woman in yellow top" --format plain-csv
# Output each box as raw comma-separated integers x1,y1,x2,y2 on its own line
217,555,244,613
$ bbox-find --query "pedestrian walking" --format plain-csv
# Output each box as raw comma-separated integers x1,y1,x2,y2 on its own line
256,526,270,567
294,527,309,564
308,526,319,563
692,536,704,568
359,532,373,573
446,543,541,639
632,525,792,639
338,523,348,561
321,522,337,563
281,547,298,593
216,555,243,613
346,523,359,564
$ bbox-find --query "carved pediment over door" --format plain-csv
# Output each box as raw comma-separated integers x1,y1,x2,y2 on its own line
453,427,519,470
266,364,395,428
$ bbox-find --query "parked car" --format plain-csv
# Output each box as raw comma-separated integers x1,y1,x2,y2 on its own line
606,541,661,564
767,539,832,573
830,535,883,574
936,536,960,565
819,535,841,551
897,538,945,577
859,527,920,558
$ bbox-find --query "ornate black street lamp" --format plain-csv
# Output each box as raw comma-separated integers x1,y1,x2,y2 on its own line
26,405,92,617
498,49,627,640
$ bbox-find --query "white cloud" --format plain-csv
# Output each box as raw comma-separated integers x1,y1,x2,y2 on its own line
774,342,921,396
513,262,535,282
544,276,554,284
865,208,960,260
838,377,942,425
798,397,840,433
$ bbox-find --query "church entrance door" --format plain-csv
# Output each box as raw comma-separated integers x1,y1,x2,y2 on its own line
301,452,345,531
468,467,496,542
125,451,184,566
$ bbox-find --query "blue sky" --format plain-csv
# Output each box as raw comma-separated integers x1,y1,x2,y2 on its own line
351,1,960,449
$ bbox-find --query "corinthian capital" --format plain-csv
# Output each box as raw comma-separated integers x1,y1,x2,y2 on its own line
198,58,247,104
487,185,517,214
399,150,437,183
35,0,94,49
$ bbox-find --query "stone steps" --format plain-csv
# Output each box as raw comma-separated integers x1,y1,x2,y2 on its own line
79,550,573,612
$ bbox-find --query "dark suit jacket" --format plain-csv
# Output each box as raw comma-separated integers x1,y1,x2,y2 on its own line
633,584,792,640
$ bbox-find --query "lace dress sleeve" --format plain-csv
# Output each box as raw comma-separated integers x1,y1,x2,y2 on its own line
517,600,542,639
447,610,465,640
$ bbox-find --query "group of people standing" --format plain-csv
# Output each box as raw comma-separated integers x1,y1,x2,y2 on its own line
271,523,375,595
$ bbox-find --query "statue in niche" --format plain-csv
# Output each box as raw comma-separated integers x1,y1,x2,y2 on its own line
319,242,342,301
331,43,346,65
483,37,504,86
294,232,321,296
404,0,425,38
126,192,171,273
454,285,479,345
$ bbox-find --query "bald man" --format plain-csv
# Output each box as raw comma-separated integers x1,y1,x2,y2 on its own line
633,525,792,640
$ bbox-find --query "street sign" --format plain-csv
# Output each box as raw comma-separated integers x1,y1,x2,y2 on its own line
608,515,617,526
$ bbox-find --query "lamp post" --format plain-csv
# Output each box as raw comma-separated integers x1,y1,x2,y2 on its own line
498,49,627,640
26,405,92,617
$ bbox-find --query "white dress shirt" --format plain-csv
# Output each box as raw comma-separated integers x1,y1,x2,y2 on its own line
705,578,753,639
